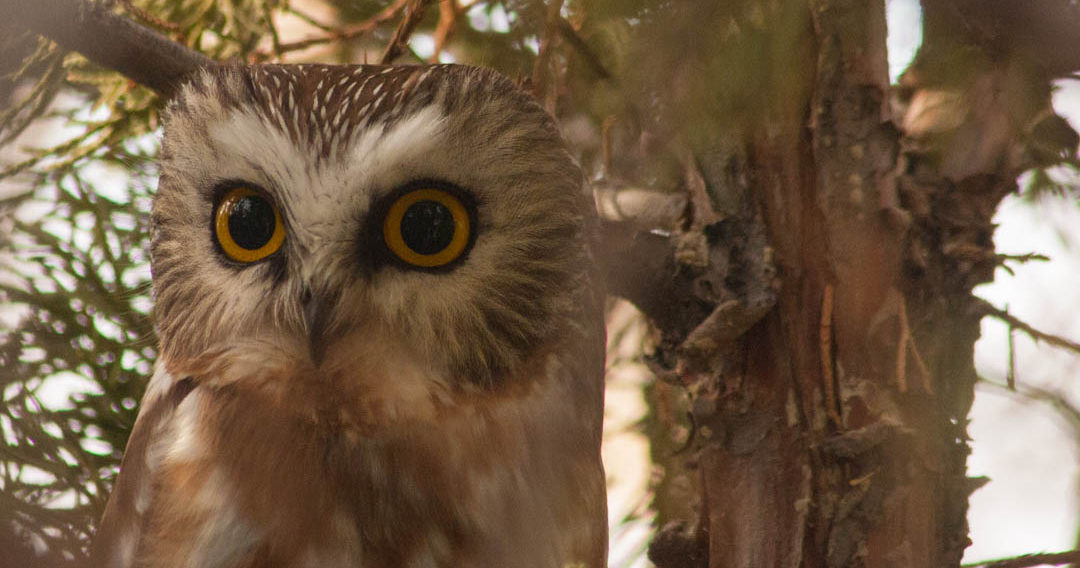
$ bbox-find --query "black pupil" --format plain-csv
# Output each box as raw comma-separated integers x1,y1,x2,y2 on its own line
227,195,276,250
400,200,455,255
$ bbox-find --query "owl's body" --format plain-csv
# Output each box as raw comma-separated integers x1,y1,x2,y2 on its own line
91,64,607,567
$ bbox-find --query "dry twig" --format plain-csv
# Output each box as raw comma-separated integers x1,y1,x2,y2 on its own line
869,288,933,394
284,5,338,33
381,0,434,64
997,252,1051,276
1006,307,1016,390
556,17,611,79
895,290,933,394
978,299,1080,354
428,0,459,63
271,0,410,56
110,0,181,33
530,0,565,113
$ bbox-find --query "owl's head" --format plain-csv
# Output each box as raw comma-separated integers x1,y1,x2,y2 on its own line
150,64,595,394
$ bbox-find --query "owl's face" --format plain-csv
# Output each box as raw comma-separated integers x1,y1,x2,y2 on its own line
150,64,594,412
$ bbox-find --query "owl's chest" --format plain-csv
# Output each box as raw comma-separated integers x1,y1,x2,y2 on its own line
177,376,591,568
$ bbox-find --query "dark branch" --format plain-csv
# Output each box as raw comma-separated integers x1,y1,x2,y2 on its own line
597,221,711,339
3,0,213,98
272,0,408,57
976,299,1080,354
428,0,459,64
529,0,564,110
556,18,611,80
380,0,434,64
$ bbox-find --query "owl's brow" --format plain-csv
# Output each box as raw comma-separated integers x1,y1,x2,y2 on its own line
240,64,444,163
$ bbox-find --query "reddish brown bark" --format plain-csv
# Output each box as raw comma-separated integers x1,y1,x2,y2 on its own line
675,0,1023,566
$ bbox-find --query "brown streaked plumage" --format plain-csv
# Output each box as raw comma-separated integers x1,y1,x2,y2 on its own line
91,64,607,567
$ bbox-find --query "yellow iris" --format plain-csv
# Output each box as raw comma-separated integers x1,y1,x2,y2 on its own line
383,188,471,268
214,187,285,263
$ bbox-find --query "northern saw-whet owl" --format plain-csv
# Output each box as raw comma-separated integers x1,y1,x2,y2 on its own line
90,63,607,567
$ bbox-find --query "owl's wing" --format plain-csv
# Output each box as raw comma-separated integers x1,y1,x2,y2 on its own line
90,366,195,568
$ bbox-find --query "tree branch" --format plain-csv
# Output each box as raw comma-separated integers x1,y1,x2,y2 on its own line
270,0,409,56
530,0,564,112
380,0,434,64
427,0,459,64
976,299,1080,354
556,17,610,80
596,220,711,340
3,0,213,97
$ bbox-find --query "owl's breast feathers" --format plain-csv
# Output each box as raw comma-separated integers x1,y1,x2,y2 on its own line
91,329,606,568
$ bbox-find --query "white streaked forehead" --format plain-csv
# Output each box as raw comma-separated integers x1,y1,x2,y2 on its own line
204,103,448,253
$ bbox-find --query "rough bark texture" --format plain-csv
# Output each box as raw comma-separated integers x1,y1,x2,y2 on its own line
645,0,1073,566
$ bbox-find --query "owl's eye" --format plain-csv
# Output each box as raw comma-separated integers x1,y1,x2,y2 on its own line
382,187,471,268
214,187,285,263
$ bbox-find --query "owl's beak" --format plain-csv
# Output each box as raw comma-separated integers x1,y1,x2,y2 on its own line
301,287,329,366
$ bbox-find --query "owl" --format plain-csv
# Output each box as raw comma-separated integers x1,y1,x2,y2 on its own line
89,63,607,567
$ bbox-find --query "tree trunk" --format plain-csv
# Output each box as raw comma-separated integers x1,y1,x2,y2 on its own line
640,0,1047,566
